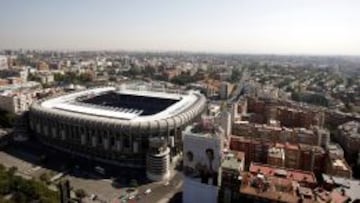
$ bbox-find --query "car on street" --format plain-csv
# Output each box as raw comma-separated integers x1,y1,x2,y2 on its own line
144,188,152,195
90,194,97,200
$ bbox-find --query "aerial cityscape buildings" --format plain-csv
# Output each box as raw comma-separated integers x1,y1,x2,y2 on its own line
0,50,358,203
0,0,360,202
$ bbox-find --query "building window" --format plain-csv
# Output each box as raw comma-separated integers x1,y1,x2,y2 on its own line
110,137,115,147
124,136,130,148
186,151,194,162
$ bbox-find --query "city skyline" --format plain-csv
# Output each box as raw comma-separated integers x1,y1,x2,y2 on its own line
1,0,360,55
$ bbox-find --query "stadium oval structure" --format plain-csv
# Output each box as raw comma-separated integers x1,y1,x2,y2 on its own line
29,86,206,180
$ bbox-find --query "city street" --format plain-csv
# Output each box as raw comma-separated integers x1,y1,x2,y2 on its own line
0,140,183,203
0,145,53,180
137,173,182,203
108,172,183,203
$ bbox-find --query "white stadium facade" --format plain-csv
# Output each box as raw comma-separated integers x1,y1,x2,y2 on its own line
29,85,206,181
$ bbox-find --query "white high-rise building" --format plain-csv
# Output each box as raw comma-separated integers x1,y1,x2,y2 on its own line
182,120,224,203
216,111,231,139
0,56,8,70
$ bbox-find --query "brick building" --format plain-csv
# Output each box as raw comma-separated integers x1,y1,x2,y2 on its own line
230,136,326,173
276,106,325,128
267,146,285,167
232,121,328,147
325,156,352,178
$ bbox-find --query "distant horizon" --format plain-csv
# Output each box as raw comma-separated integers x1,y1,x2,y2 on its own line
3,48,360,57
1,0,360,55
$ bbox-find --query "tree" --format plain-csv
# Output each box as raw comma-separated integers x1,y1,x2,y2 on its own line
39,172,50,185
78,73,93,83
0,110,17,128
285,86,294,93
54,73,66,82
129,179,138,188
0,166,59,202
0,164,5,171
75,188,87,200
28,74,41,83
170,74,196,86
12,192,27,203
7,166,18,176
109,76,117,82
127,66,142,76
142,66,156,77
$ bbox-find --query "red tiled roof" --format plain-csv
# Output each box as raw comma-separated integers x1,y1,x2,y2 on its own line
249,162,316,184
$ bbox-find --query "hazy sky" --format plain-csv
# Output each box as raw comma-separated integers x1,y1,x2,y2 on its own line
1,0,360,55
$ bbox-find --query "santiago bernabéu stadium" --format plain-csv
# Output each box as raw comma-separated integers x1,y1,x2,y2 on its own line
29,84,206,181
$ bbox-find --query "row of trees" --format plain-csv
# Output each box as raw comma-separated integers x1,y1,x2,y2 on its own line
54,72,93,84
0,165,59,203
123,66,156,77
170,74,198,86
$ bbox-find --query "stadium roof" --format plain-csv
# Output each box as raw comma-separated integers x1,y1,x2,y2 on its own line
41,86,200,121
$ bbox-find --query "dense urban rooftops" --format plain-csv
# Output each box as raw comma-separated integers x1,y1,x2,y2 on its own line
249,162,317,185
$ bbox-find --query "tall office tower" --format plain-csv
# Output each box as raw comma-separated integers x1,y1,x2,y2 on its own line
182,119,224,203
